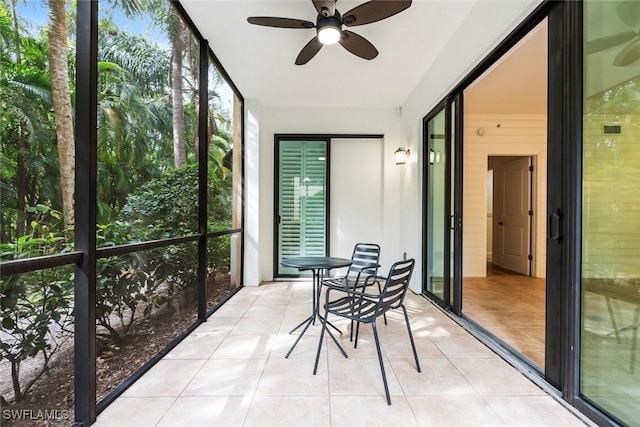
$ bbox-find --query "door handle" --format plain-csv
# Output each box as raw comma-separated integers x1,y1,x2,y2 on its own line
498,221,504,226
548,209,562,243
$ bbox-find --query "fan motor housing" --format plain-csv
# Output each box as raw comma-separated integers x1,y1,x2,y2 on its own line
316,12,342,32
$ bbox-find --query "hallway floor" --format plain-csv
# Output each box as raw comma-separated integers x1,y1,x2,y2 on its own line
94,281,587,427
463,265,546,369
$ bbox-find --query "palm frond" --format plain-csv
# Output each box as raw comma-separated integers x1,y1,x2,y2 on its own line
7,71,53,106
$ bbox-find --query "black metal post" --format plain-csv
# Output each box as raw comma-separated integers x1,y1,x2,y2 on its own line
74,0,98,425
197,40,209,320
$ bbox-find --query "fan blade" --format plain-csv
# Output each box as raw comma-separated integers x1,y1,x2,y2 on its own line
342,0,411,27
617,0,640,27
339,30,378,60
296,37,323,65
247,17,315,29
312,0,337,17
613,36,640,66
585,31,636,55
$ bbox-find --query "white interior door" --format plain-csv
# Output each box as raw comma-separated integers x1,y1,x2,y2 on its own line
330,138,383,264
494,156,531,275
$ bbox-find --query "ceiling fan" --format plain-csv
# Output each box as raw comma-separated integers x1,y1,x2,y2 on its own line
585,0,640,66
247,0,412,65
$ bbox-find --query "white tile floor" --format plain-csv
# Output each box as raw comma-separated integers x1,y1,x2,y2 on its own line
94,282,590,427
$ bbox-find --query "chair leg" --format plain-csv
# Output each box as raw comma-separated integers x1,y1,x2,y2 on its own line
377,281,388,325
371,322,391,405
630,306,639,374
402,305,421,372
606,296,621,343
354,300,363,348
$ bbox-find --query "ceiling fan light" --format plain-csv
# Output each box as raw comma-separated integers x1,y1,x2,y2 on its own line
318,26,341,45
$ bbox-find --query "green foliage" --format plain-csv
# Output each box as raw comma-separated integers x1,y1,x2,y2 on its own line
587,78,640,116
0,0,240,409
122,164,199,236
0,205,68,261
0,210,73,400
0,266,73,401
91,163,232,339
96,253,147,342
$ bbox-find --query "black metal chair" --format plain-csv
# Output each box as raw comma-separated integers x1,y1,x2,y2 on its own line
322,243,381,289
321,243,382,343
313,258,420,405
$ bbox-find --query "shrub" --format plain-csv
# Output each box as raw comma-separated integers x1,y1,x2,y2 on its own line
0,259,73,402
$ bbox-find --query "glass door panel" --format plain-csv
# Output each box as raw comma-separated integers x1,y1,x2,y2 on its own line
581,2,640,424
449,99,458,310
425,109,447,301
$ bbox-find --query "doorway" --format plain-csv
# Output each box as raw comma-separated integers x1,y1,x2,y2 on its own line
461,19,548,371
488,155,534,277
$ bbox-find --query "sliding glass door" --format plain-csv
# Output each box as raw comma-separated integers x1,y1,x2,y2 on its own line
424,108,447,302
423,99,459,307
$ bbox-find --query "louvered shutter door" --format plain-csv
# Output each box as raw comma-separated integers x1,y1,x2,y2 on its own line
278,141,327,275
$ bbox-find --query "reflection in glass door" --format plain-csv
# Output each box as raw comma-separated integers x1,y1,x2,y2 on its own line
581,1,640,424
425,108,447,302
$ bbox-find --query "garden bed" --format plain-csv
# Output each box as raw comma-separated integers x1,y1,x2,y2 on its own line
1,277,238,426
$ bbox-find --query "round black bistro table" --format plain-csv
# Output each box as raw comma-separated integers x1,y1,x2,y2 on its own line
281,256,351,357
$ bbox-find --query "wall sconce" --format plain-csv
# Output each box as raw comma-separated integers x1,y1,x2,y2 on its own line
395,147,410,165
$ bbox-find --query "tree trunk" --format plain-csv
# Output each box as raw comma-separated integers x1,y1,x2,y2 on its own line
11,0,21,66
192,41,200,159
11,359,22,401
16,134,28,238
194,94,199,160
48,0,75,231
171,29,186,168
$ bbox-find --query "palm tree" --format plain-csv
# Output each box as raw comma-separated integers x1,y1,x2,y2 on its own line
142,0,198,168
96,25,174,222
1,4,58,242
166,8,187,167
47,0,74,231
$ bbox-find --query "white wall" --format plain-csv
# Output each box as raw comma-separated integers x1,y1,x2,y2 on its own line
330,138,384,264
464,114,547,278
244,99,262,286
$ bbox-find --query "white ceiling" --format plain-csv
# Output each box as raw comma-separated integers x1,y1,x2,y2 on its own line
180,0,640,115
181,0,480,108
465,19,547,115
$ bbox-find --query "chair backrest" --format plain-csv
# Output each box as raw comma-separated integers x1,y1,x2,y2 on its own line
346,243,381,280
378,258,415,313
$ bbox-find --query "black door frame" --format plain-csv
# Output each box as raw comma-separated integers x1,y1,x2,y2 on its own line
422,101,448,306
273,133,384,278
421,95,460,312
273,135,331,278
